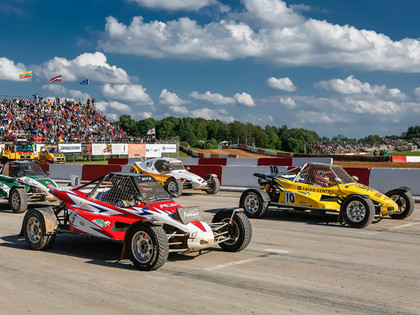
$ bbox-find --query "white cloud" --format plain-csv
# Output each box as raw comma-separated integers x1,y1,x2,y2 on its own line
191,108,234,122
279,97,296,107
99,0,420,72
414,87,420,100
69,90,91,100
159,89,187,106
96,100,131,113
315,75,406,100
267,76,297,91
34,52,131,83
190,91,235,105
102,83,153,105
127,0,227,11
0,57,27,81
234,92,255,106
170,105,189,114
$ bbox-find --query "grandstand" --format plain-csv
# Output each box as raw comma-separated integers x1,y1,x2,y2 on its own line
0,95,129,143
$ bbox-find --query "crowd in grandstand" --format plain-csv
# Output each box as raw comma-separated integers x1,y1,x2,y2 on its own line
314,138,416,155
0,95,132,143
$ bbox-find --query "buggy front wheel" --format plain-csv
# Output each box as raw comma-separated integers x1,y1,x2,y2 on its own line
127,224,169,271
340,195,375,228
213,211,252,252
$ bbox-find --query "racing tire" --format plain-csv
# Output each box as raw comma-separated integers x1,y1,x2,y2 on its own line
127,224,169,271
9,187,28,213
164,177,183,197
340,195,375,228
23,210,56,250
386,190,415,219
205,176,220,195
213,211,252,252
239,189,269,218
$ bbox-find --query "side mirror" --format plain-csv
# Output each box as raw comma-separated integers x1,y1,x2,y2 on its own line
45,171,51,177
186,166,190,171
352,175,359,182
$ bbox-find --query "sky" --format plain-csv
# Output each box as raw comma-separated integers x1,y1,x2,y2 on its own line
1,0,420,139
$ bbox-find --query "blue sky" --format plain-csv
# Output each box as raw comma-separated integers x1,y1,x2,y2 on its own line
1,0,420,139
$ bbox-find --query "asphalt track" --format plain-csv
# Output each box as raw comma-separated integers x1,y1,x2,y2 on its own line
0,190,419,314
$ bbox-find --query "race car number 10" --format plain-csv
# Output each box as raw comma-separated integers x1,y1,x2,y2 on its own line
285,192,295,204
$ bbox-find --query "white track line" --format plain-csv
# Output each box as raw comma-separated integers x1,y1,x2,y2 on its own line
204,249,289,271
387,221,420,230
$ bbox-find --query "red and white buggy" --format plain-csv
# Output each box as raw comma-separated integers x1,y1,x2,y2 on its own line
20,172,252,271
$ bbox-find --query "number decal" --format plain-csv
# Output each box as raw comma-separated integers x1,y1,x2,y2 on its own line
270,165,279,176
285,192,295,204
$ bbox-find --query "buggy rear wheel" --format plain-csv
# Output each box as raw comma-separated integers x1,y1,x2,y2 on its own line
23,210,56,250
127,224,169,271
9,187,28,213
386,190,415,219
240,189,269,218
205,176,220,194
164,177,183,197
340,195,375,228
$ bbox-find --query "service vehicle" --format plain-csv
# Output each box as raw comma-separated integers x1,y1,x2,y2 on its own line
131,158,220,197
0,161,58,213
1,141,35,163
21,172,252,271
36,145,66,164
240,162,414,228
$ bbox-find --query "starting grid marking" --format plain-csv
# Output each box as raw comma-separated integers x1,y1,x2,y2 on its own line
204,249,290,271
355,221,420,236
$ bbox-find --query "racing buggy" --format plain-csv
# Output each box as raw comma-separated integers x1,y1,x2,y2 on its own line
21,172,251,271
0,161,58,213
131,157,220,197
239,163,414,228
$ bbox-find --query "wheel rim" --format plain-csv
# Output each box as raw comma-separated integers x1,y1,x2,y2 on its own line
11,192,20,210
389,194,406,215
27,217,42,244
131,231,153,264
167,181,178,193
221,218,239,245
346,200,366,222
244,194,259,214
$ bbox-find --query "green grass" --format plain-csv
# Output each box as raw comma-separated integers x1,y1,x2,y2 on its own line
388,151,420,156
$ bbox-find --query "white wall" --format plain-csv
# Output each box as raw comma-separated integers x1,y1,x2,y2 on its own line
369,168,420,195
221,165,288,187
49,164,83,180
292,157,333,166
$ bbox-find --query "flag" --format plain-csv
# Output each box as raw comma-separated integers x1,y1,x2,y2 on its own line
50,75,62,83
80,79,89,85
19,71,32,79
147,128,155,135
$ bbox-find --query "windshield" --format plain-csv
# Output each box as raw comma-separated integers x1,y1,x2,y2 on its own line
170,161,185,170
20,163,45,176
133,176,171,202
16,144,34,152
47,147,59,153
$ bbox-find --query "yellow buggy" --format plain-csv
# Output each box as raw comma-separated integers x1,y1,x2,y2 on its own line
239,163,414,228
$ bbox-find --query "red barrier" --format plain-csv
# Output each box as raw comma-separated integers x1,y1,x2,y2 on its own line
392,156,407,162
184,165,223,182
343,167,370,186
198,158,227,166
108,158,129,164
82,164,123,181
39,163,50,173
258,157,292,166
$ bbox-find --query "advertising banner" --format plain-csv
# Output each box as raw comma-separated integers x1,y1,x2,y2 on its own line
128,144,146,158
161,144,177,153
146,144,162,157
59,143,82,154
